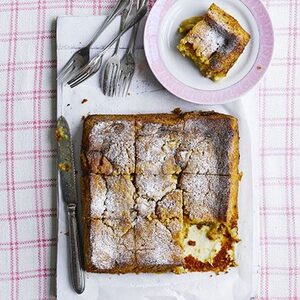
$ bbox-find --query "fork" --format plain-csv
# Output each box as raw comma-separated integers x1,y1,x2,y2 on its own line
102,1,133,96
57,0,131,82
116,0,145,97
67,4,147,88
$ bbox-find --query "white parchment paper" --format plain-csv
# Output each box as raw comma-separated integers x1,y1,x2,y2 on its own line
56,15,260,300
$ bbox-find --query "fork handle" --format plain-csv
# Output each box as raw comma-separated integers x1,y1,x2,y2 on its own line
128,0,145,54
113,1,132,56
88,0,131,47
97,4,147,58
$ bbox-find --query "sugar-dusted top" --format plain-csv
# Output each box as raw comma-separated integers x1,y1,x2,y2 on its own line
187,19,226,58
89,219,135,270
177,114,238,175
180,174,230,222
84,118,135,174
135,174,177,200
89,174,135,221
82,112,239,273
135,217,183,267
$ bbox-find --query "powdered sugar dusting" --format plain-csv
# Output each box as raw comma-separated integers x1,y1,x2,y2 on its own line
180,174,230,222
178,117,232,174
198,27,225,57
135,217,182,267
90,175,106,218
135,197,156,218
136,121,183,174
180,139,219,174
90,221,117,269
90,220,135,270
88,120,135,173
88,175,135,219
136,174,177,200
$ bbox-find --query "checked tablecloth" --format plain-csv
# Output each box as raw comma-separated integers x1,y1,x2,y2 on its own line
0,0,299,299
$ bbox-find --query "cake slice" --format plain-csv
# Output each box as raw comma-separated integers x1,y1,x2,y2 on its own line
81,174,137,273
83,218,136,273
177,3,251,81
180,173,239,273
176,111,239,175
134,174,183,272
81,115,136,175
180,174,239,225
135,216,183,272
81,174,135,222
135,114,184,174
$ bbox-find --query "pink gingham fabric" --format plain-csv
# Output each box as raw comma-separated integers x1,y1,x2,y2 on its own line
0,0,299,299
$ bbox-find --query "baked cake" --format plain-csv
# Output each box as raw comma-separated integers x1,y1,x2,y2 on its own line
81,111,240,274
177,3,251,81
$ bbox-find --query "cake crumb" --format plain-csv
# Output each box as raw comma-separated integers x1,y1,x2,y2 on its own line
58,162,71,172
187,240,196,246
67,103,70,107
239,171,243,180
257,65,262,70
81,98,88,104
172,107,182,115
81,115,85,121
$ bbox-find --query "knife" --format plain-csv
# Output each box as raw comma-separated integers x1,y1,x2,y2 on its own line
57,116,85,294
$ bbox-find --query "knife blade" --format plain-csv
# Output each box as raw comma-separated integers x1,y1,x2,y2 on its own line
57,116,85,294
57,116,77,204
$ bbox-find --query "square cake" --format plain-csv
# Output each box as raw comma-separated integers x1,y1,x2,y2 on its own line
177,3,251,81
81,111,240,274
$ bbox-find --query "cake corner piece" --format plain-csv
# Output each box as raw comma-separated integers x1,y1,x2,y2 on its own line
81,114,136,175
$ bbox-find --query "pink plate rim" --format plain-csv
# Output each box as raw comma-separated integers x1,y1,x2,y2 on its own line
144,0,274,104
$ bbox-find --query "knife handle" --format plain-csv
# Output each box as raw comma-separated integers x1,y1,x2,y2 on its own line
67,203,85,294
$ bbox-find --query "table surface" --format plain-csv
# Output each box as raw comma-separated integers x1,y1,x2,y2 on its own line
0,0,299,299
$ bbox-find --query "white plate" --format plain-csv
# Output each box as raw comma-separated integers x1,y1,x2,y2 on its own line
144,0,274,104
159,0,259,91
